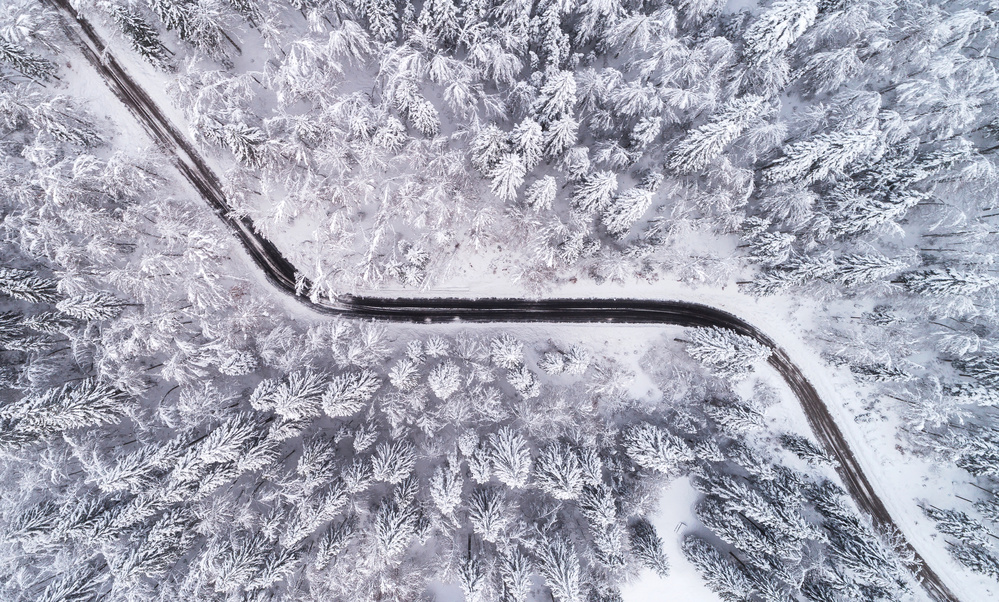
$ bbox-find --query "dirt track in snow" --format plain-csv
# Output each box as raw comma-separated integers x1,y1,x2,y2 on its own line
47,2,956,600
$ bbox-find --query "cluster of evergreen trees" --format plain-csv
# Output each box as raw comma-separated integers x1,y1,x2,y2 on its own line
6,0,999,596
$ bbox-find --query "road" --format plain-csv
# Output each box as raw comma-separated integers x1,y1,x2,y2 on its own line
46,2,955,600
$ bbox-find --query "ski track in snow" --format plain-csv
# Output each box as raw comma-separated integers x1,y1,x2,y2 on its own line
47,1,959,600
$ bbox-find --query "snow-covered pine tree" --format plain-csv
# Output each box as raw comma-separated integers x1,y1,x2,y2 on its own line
779,433,835,467
471,125,510,175
536,70,577,125
217,349,258,376
834,252,912,286
921,505,993,549
428,360,461,400
491,334,524,368
623,423,693,474
950,541,999,580
953,355,999,387
0,268,59,303
629,518,670,577
499,548,533,602
537,536,583,602
601,172,662,238
407,97,440,137
360,0,398,41
430,458,463,515
513,118,544,170
896,268,998,297
525,176,558,211
417,0,460,46
951,428,999,477
943,382,999,407
507,365,541,398
704,400,765,434
535,441,585,500
272,370,326,420
0,36,55,80
764,129,878,185
211,122,267,167
667,95,767,173
682,535,754,601
56,291,125,321
742,0,818,64
543,115,579,159
322,370,381,418
468,487,511,543
313,518,354,571
458,553,488,602
372,492,419,559
372,440,416,484
4,378,130,442
746,231,795,266
571,170,618,214
539,350,566,374
564,345,590,375
103,2,170,68
147,0,226,52
490,426,532,489
683,326,772,380
829,187,924,238
491,153,527,202
695,496,789,571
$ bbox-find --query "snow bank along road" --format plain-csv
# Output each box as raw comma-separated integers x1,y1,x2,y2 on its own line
49,2,955,600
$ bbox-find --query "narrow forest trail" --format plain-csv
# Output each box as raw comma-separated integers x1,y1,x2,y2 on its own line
46,2,957,600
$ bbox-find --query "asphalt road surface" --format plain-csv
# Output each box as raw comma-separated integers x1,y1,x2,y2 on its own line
47,2,956,600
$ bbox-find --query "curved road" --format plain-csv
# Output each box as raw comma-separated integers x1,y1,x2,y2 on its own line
47,2,954,600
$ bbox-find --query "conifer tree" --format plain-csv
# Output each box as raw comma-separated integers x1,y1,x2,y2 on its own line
765,129,878,185
897,268,998,297
513,118,544,170
537,70,577,125
525,176,558,211
742,0,818,63
56,292,125,321
104,2,170,68
0,268,59,303
668,95,767,173
490,426,532,489
417,0,460,46
544,115,579,159
491,153,527,202
499,548,533,602
323,370,380,417
629,519,670,577
834,253,912,286
468,487,511,543
538,537,583,602
602,172,661,238
684,326,772,380
535,441,584,500
428,360,461,399
0,36,55,80
572,170,618,214
372,440,416,484
2,379,131,445
430,459,463,515
682,535,753,601
623,424,693,474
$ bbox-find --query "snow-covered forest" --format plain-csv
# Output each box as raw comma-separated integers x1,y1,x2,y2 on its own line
3,0,999,600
